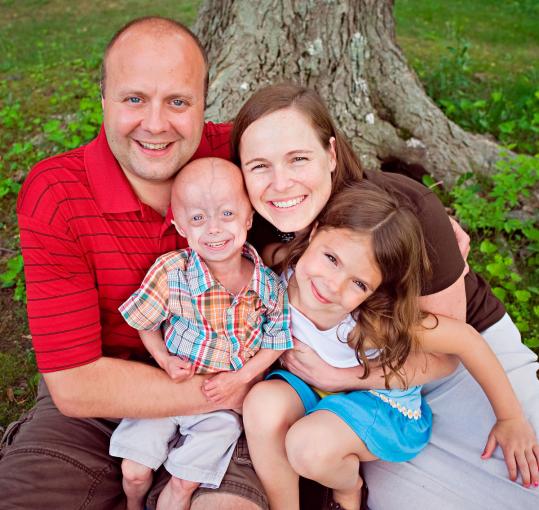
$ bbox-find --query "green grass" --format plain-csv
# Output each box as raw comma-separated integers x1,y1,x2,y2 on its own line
0,1,537,427
395,0,539,83
0,0,201,73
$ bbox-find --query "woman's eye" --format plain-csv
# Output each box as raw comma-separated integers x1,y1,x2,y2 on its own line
354,280,367,292
324,253,337,264
250,163,266,172
292,156,307,163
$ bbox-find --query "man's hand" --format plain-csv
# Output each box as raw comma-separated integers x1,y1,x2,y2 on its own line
280,338,355,392
162,356,195,383
482,416,539,488
202,371,251,406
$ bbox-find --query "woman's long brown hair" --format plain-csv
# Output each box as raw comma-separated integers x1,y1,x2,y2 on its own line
284,180,432,388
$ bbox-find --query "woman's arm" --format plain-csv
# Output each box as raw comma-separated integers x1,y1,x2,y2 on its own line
280,338,459,392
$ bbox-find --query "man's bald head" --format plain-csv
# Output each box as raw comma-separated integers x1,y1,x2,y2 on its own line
100,16,209,99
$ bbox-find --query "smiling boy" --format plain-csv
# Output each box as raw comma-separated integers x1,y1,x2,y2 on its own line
110,157,292,510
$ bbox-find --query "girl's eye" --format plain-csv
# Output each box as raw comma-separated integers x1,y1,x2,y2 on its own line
324,253,337,264
354,280,367,292
223,210,233,217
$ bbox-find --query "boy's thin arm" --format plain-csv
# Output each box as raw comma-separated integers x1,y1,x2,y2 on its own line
138,329,171,368
43,356,238,419
236,348,284,383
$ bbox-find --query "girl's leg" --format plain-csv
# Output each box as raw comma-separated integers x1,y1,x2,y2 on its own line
156,476,199,510
243,380,306,510
121,458,154,510
286,410,377,510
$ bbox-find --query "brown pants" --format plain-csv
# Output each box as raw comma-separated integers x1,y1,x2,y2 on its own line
0,380,269,510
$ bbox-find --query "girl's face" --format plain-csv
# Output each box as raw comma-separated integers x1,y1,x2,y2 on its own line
239,107,336,233
290,228,383,330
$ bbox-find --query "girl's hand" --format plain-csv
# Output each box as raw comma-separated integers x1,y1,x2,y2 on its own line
482,416,539,487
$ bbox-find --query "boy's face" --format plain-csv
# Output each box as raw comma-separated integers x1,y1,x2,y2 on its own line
172,160,254,266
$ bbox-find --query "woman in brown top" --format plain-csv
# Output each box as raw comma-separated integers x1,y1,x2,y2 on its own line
234,83,539,510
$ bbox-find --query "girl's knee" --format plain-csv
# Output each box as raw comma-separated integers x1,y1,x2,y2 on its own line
285,420,333,479
121,459,152,484
243,380,299,436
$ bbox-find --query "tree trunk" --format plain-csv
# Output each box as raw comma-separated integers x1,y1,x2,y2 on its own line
194,0,515,189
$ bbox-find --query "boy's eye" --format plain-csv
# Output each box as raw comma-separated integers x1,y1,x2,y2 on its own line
223,210,233,217
324,253,337,264
192,214,203,221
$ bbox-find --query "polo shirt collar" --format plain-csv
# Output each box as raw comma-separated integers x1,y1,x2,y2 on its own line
84,125,141,214
185,243,272,306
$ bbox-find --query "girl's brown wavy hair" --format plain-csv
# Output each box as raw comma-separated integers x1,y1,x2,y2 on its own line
284,180,431,388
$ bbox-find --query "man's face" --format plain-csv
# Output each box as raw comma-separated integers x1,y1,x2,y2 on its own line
102,29,206,185
172,161,254,266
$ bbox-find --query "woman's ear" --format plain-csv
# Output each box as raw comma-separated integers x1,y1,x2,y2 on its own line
328,136,337,173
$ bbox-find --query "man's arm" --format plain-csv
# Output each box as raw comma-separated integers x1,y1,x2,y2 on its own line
44,356,246,418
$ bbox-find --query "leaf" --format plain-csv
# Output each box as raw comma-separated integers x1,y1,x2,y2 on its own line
514,290,531,302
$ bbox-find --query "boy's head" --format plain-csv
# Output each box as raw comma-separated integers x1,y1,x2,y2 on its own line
171,158,254,265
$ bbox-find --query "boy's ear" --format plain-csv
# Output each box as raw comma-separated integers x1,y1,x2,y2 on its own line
246,210,254,231
308,222,318,242
171,220,187,238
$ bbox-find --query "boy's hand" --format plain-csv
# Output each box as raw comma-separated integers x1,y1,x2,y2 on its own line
163,356,195,383
203,371,248,404
482,416,539,487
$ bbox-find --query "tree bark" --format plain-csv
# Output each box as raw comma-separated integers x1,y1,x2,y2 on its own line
193,0,526,190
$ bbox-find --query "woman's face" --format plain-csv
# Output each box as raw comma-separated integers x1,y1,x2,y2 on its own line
239,107,336,233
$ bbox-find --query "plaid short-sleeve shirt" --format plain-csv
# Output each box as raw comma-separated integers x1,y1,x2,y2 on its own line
119,243,292,373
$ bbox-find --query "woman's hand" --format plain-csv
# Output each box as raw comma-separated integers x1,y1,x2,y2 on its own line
482,415,539,487
449,216,470,274
280,338,360,392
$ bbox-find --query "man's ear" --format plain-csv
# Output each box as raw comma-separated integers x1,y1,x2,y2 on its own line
308,222,319,242
171,220,187,238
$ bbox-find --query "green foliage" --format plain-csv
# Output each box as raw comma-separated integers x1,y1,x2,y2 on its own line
416,39,539,154
0,254,25,302
450,155,539,347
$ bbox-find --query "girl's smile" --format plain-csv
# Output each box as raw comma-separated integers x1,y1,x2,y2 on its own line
288,227,383,331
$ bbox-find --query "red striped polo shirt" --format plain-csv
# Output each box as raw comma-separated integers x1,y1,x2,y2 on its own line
17,122,232,373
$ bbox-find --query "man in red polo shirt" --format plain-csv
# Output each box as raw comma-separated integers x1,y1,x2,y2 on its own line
0,17,266,510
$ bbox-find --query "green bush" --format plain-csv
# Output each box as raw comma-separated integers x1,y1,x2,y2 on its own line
449,154,539,347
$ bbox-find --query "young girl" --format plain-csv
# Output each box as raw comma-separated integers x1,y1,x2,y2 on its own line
242,180,539,510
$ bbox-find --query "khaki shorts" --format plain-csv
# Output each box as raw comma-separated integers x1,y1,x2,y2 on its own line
0,380,268,510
